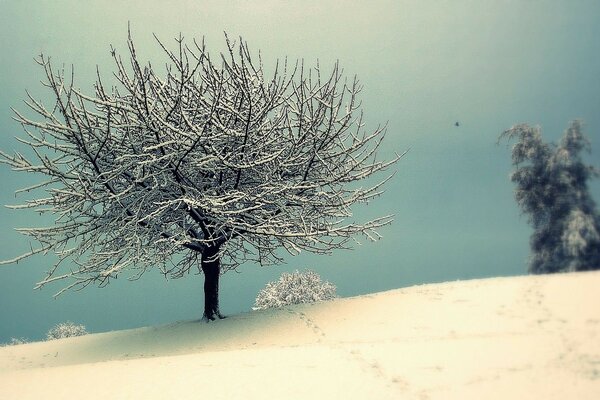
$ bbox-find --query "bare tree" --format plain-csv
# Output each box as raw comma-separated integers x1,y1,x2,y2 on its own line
0,31,402,320
500,121,600,274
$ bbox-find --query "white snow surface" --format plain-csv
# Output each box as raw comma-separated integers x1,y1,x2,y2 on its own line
1,271,599,399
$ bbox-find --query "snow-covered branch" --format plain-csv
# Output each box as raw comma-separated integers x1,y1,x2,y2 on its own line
1,32,402,294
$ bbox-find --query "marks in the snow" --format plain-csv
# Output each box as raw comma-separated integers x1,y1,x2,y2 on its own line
285,309,326,340
285,307,409,394
415,286,445,301
520,277,600,381
347,346,410,392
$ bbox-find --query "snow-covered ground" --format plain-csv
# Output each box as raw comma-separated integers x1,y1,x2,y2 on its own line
1,271,599,399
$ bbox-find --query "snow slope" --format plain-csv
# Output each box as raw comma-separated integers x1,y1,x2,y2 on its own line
1,271,599,399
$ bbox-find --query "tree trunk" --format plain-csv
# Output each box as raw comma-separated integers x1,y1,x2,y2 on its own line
201,245,225,321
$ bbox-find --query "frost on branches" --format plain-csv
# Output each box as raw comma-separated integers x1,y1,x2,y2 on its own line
0,30,402,320
253,269,337,310
500,121,600,273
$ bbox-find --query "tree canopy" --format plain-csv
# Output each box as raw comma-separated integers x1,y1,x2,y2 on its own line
0,31,401,319
500,121,600,273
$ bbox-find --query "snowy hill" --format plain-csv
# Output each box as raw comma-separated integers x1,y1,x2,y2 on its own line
1,271,599,399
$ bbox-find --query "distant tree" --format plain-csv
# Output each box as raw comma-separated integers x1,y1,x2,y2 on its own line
46,321,88,340
500,120,600,273
0,30,401,320
253,269,337,310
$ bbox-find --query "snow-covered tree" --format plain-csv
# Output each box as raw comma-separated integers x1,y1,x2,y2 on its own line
46,321,88,340
500,120,600,273
0,31,402,320
253,269,337,310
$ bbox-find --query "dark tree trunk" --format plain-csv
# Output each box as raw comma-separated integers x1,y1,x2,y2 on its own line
201,245,225,321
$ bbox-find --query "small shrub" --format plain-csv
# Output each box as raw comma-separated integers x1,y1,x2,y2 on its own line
1,337,28,346
46,321,88,340
253,269,337,310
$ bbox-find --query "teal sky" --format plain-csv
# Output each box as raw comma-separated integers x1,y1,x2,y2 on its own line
1,0,599,342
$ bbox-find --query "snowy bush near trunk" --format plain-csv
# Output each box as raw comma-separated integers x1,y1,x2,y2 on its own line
253,270,337,310
46,321,88,340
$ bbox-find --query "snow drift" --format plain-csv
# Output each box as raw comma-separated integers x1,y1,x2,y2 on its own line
1,271,599,399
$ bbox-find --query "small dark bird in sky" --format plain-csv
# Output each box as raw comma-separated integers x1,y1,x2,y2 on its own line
455,121,460,127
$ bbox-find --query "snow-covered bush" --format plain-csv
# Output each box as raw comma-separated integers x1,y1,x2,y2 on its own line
1,337,28,346
253,269,337,310
46,321,88,340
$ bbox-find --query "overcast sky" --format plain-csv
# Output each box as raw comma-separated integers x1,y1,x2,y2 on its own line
1,0,599,342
